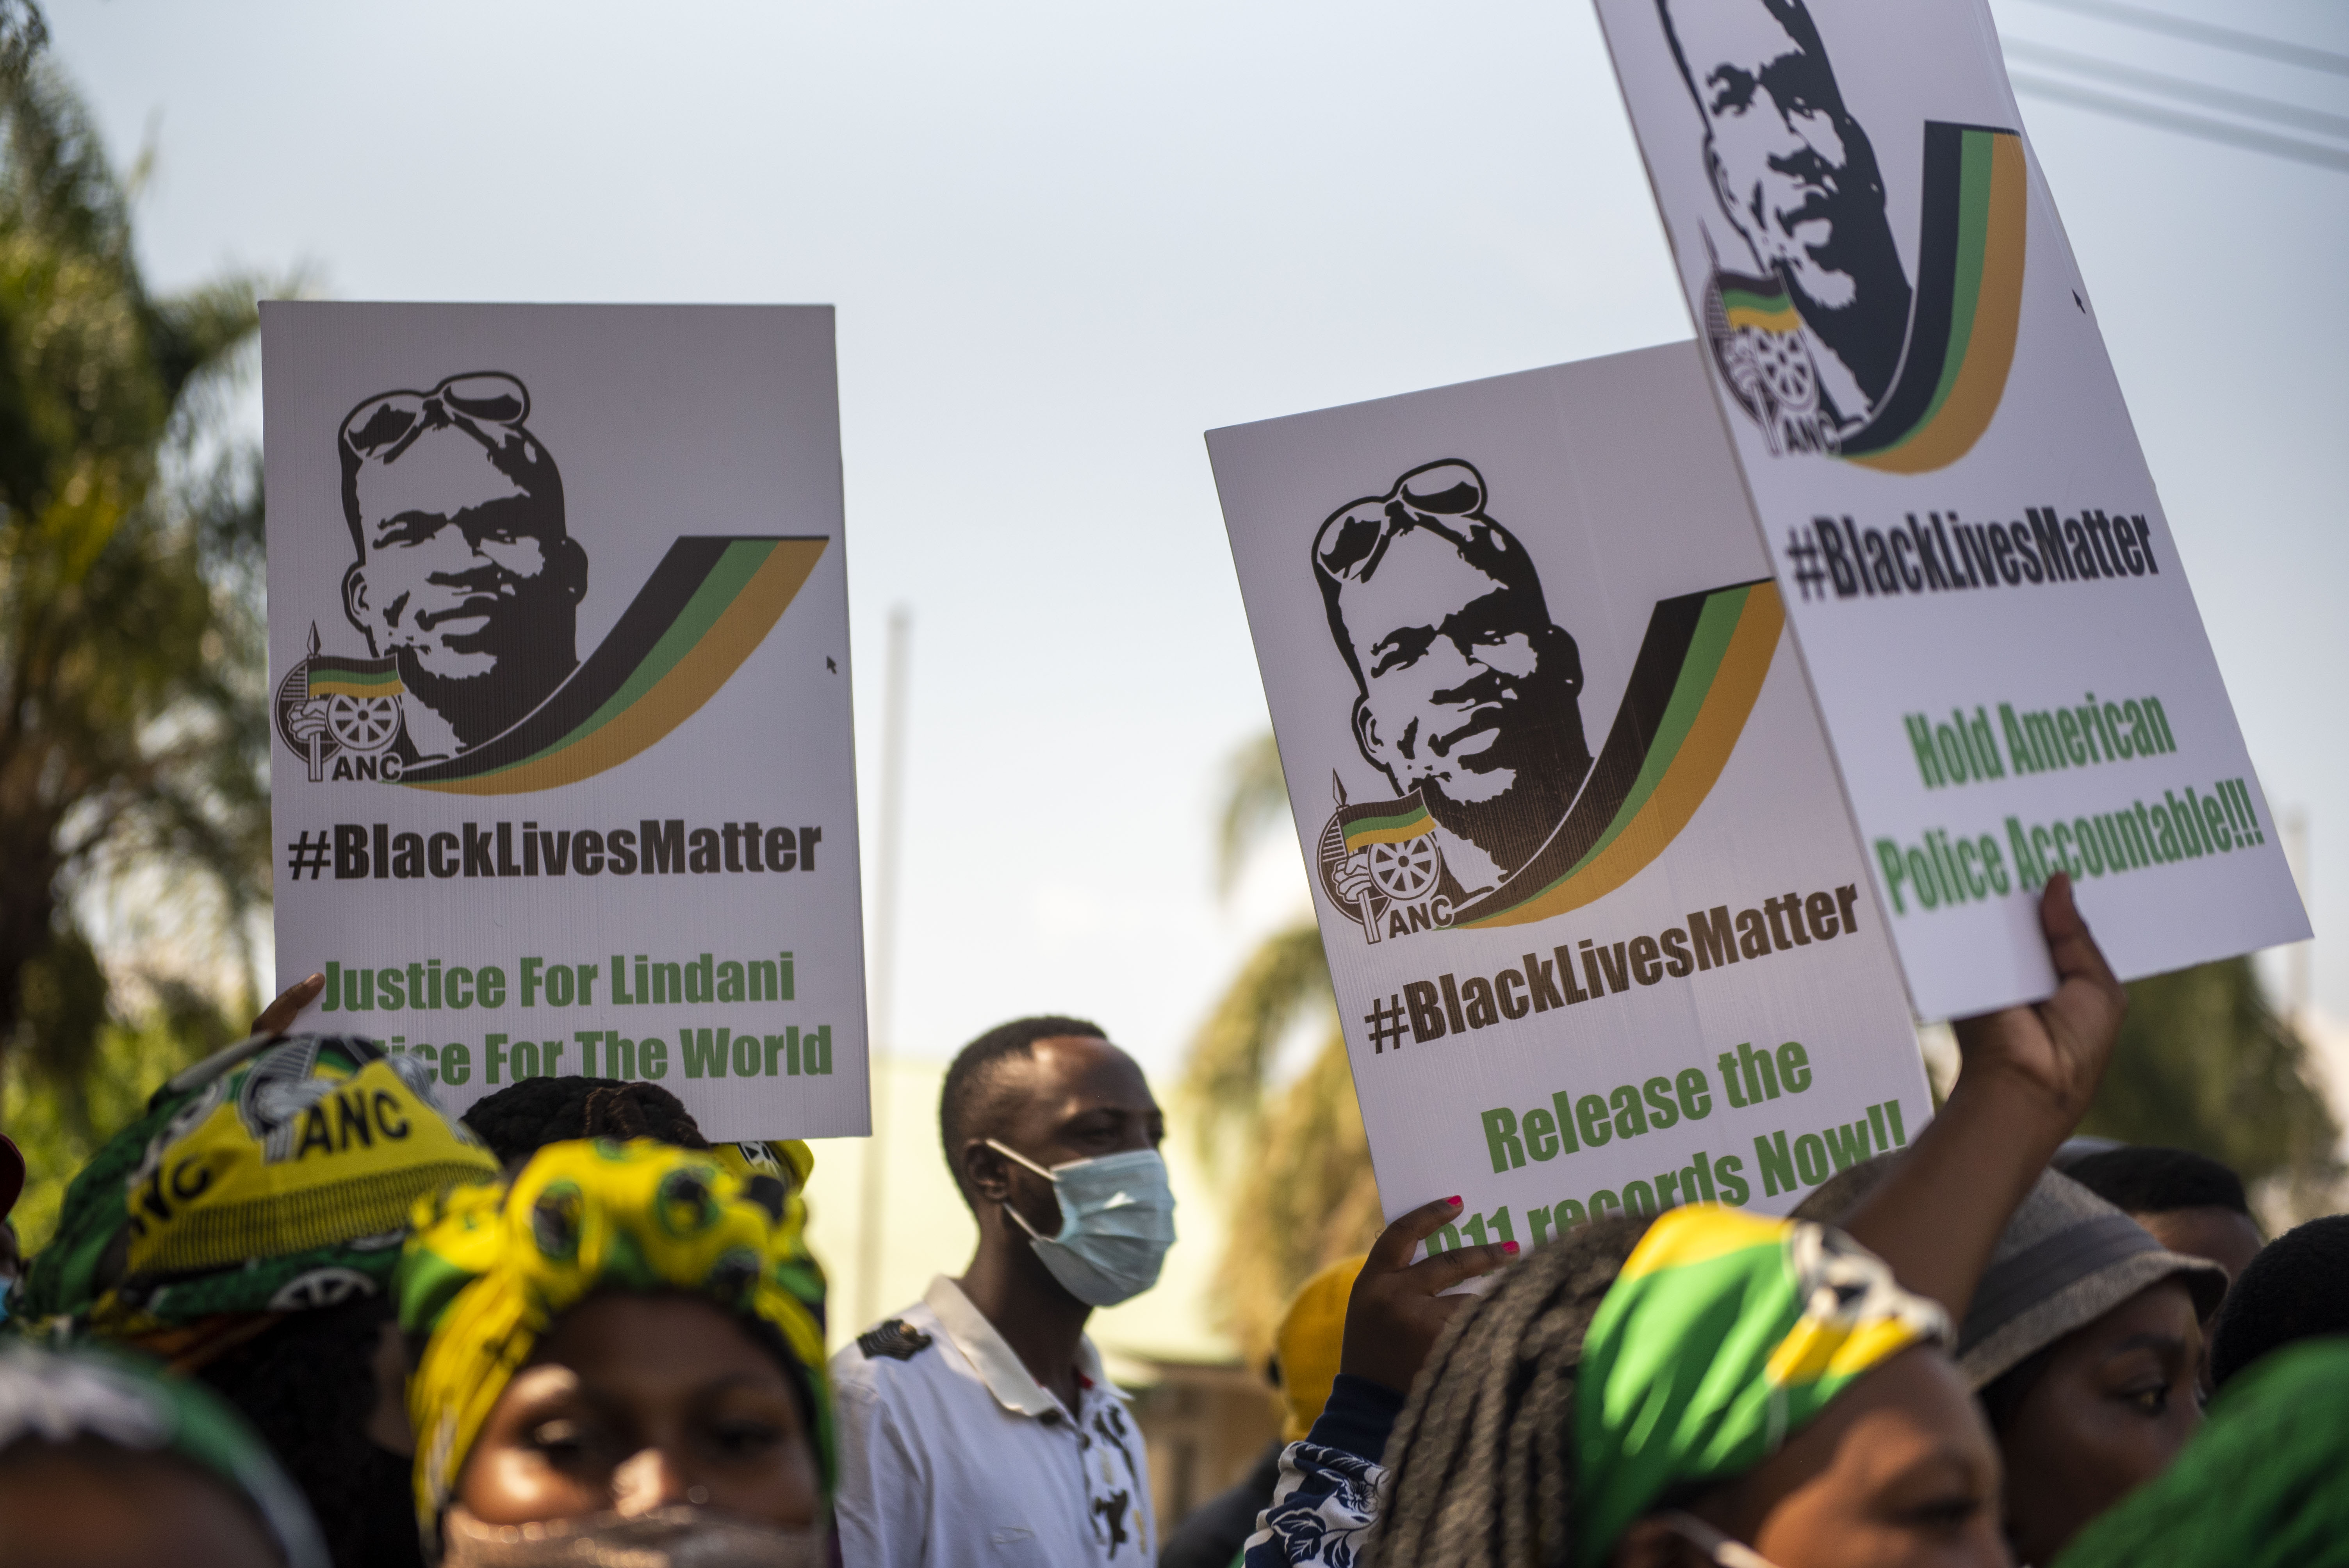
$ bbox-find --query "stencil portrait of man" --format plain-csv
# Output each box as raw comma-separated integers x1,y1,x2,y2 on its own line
1658,0,1914,446
1312,460,1593,906
327,372,588,761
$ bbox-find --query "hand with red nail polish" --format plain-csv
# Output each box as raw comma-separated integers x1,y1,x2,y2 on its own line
251,972,325,1038
1338,1194,1519,1395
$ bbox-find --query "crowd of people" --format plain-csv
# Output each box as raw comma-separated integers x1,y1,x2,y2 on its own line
1,873,2345,1567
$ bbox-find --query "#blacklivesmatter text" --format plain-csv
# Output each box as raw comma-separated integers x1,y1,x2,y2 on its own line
285,820,823,882
1780,505,2157,604
1358,885,1862,1057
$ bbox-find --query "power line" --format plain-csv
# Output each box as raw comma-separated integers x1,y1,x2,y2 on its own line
2018,0,2349,78
2003,38,2349,139
2010,70,2349,171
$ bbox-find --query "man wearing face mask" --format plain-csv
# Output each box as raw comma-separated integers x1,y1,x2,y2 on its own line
831,1016,1172,1568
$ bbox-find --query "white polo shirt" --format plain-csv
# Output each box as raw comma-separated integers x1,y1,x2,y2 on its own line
831,1275,1155,1568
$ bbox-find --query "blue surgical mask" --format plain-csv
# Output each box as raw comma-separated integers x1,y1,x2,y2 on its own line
987,1140,1177,1307
0,1277,11,1324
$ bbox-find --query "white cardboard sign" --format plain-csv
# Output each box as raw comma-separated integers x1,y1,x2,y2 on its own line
264,303,869,1139
1593,0,2309,1017
1208,344,1928,1245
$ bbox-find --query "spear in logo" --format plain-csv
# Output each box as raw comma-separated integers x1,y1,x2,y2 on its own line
302,624,326,784
1335,772,1382,944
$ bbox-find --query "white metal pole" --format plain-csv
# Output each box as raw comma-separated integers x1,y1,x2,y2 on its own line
855,606,912,1331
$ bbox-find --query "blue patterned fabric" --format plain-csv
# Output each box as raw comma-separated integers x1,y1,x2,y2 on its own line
1238,1373,1402,1568
1239,1440,1388,1568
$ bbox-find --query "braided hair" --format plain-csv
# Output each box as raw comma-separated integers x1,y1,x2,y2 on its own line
1374,1216,1652,1568
461,1077,709,1166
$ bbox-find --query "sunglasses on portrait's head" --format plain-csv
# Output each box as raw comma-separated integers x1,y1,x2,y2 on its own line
1314,458,1497,585
1657,1512,1783,1568
1393,461,1486,519
339,372,531,465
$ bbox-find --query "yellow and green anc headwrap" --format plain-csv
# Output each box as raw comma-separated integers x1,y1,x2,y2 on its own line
710,1137,815,1197
17,1033,499,1343
1573,1206,1951,1567
397,1139,832,1548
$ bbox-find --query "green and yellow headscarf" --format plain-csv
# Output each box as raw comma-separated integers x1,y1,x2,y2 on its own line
711,1137,815,1197
397,1139,832,1549
17,1033,499,1349
1574,1206,1950,1566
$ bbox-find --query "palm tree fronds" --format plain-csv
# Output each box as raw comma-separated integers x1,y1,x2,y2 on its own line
1214,730,1292,900
1179,920,1332,1164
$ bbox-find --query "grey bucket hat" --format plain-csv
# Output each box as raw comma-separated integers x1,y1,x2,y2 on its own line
1956,1168,2228,1388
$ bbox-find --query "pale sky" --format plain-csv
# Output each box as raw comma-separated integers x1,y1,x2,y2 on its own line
53,0,2349,1080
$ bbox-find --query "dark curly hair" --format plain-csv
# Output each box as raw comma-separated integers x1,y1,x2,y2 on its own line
2064,1145,2249,1219
1373,1215,1652,1568
2210,1213,2349,1390
462,1077,709,1167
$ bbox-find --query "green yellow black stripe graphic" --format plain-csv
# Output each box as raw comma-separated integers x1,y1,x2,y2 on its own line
401,536,827,795
1454,579,1783,928
1342,801,1436,853
1840,123,2027,472
1718,280,1801,335
306,654,404,698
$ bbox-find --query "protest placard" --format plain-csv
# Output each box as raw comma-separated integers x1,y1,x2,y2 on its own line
1208,343,1928,1242
263,303,867,1139
1593,0,2309,1018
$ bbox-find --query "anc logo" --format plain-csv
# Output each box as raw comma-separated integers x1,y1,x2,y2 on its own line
274,371,824,794
654,1165,723,1238
1704,125,2026,472
532,1181,586,1263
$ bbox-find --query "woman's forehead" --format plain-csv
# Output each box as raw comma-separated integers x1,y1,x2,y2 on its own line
528,1295,790,1389
2062,1279,2202,1358
1795,1350,1990,1485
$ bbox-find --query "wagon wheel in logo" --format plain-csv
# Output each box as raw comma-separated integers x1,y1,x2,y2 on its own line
1744,327,1818,413
267,1266,378,1312
326,694,402,754
1368,838,1440,902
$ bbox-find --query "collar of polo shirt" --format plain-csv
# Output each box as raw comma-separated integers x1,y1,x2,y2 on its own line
922,1276,1130,1421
